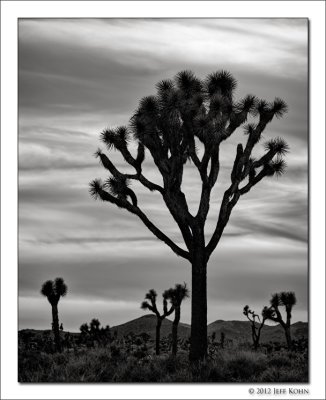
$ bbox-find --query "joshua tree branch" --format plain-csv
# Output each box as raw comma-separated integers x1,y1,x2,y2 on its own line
238,169,268,195
97,187,190,260
205,145,245,257
222,111,249,141
208,151,220,187
196,146,219,222
98,151,163,193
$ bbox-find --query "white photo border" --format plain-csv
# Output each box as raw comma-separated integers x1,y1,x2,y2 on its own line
1,1,325,399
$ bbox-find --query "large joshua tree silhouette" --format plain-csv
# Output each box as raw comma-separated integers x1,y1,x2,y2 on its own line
165,283,189,356
263,292,297,349
243,305,267,350
40,277,68,351
90,70,288,360
141,289,174,355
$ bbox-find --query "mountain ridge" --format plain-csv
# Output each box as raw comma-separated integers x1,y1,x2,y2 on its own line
19,315,308,344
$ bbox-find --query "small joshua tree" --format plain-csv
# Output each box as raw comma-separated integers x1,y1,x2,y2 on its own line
80,323,89,335
90,318,101,335
141,289,174,355
262,291,297,349
90,70,289,360
164,283,189,356
243,305,267,350
40,277,68,352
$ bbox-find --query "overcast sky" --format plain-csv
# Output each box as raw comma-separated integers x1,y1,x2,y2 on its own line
18,18,308,331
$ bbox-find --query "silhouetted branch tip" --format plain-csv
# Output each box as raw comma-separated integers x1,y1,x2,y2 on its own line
280,291,297,306
206,70,237,96
94,148,102,158
175,70,203,93
89,179,103,200
236,94,257,113
264,137,290,156
272,97,288,118
156,79,175,93
105,176,130,198
253,99,269,116
268,158,287,177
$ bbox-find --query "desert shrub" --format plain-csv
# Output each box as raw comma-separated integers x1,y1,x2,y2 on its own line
258,366,307,382
268,352,292,368
18,341,308,383
110,344,121,357
117,357,162,382
19,351,52,376
160,355,182,374
225,351,267,381
98,350,111,363
52,353,68,366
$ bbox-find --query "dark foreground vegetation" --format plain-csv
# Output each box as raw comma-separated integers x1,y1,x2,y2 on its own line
19,327,308,383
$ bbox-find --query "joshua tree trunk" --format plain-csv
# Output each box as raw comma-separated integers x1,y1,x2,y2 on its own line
284,325,292,350
255,323,265,350
253,331,260,350
155,318,162,355
51,304,61,352
172,307,180,356
189,247,207,361
251,326,258,350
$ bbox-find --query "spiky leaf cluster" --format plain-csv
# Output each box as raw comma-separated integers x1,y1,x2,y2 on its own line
89,179,103,200
145,288,157,302
266,158,287,177
264,137,290,156
279,291,297,307
40,277,68,305
105,176,130,199
206,70,237,97
254,99,270,116
140,301,151,310
271,98,288,118
164,282,189,307
100,126,129,150
262,306,276,320
236,94,257,113
175,70,203,95
270,293,281,307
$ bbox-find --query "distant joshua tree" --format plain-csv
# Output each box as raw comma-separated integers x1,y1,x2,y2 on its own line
90,70,289,360
80,323,89,335
165,283,189,356
141,289,174,355
243,305,267,350
90,318,101,334
263,291,297,349
40,277,68,352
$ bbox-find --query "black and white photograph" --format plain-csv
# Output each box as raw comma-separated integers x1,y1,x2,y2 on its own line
17,17,309,383
0,2,325,398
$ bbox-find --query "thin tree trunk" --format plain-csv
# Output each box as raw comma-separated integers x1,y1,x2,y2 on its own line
172,307,180,356
156,318,162,355
284,326,292,350
189,249,207,361
251,325,257,350
52,304,61,352
255,322,265,350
